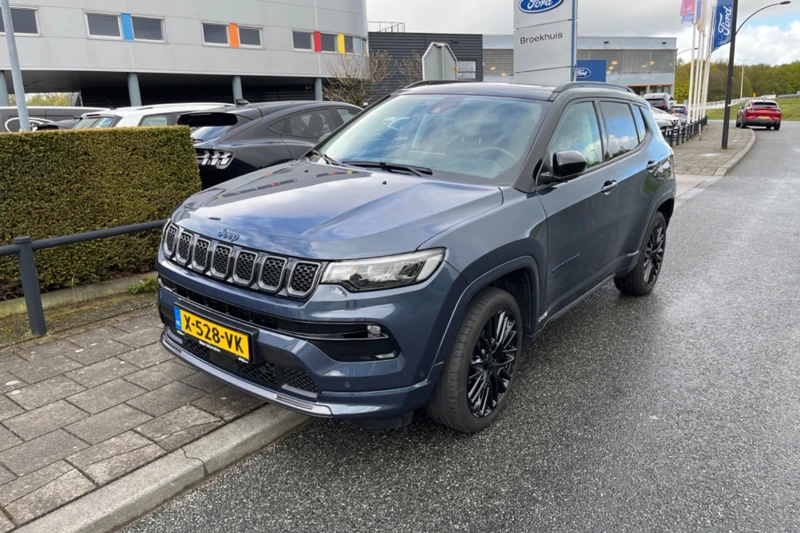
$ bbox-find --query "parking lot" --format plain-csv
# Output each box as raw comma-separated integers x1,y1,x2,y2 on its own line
116,123,800,532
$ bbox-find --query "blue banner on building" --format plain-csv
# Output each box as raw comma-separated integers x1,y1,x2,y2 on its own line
576,60,607,82
712,0,734,52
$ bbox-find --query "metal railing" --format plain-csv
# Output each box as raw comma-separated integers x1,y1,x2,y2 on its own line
662,116,708,148
0,220,166,336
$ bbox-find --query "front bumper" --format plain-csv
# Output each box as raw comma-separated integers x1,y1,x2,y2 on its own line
157,254,465,420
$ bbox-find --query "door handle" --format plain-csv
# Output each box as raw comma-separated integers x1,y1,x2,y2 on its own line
600,180,617,194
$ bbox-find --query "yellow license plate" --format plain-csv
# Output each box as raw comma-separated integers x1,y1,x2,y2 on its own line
174,307,250,360
759,116,771,120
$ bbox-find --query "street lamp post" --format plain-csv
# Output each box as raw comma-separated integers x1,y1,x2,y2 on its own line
738,58,749,100
721,1,791,149
0,0,30,131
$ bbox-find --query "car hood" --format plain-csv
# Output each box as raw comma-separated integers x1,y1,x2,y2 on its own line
172,161,503,259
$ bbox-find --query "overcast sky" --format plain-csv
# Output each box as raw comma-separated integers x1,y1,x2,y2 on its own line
366,0,800,65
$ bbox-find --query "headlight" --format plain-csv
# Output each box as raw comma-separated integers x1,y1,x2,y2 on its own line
321,249,445,292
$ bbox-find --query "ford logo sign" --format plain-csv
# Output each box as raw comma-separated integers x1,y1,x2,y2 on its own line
576,67,591,79
519,0,564,14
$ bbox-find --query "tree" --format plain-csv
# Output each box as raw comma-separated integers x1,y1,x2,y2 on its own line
27,93,70,106
397,52,423,87
323,50,392,107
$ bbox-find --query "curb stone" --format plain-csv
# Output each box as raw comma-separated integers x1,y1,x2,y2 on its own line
714,127,756,176
14,405,308,533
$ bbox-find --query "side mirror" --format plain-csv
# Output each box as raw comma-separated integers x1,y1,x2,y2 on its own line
552,150,588,179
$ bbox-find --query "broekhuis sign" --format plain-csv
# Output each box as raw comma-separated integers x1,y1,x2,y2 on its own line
513,0,578,85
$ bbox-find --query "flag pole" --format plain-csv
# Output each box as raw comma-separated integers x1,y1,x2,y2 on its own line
687,17,697,115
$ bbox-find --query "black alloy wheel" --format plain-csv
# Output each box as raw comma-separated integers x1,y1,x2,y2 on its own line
643,220,666,287
467,309,518,418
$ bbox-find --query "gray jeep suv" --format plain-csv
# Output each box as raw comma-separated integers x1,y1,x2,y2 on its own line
157,81,676,433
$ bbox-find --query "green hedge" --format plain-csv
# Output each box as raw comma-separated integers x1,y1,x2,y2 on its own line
0,127,200,299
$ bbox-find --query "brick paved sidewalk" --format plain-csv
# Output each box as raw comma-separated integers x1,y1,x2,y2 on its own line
0,308,263,531
673,121,751,176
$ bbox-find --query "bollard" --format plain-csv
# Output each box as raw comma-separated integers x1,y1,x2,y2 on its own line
13,236,47,336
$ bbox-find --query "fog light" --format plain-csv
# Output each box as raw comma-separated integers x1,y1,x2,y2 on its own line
367,325,382,338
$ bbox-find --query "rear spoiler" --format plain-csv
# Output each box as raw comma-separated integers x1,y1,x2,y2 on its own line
178,112,238,127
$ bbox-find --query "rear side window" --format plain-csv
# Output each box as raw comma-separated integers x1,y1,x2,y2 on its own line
286,110,334,140
548,102,603,169
638,106,659,136
336,108,359,124
140,114,170,127
600,102,639,160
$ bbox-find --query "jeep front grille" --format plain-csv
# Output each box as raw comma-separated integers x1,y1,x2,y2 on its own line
161,224,324,300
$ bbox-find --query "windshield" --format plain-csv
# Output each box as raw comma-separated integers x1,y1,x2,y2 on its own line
319,94,547,181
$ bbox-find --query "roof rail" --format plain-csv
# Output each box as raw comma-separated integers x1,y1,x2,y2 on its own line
550,82,635,98
403,80,466,90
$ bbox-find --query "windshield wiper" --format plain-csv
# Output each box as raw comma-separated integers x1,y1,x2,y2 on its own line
308,149,342,167
342,161,433,176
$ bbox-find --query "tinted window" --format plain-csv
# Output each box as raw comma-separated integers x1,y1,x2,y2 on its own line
548,102,603,169
344,35,354,53
321,95,547,181
87,13,120,37
268,119,285,134
753,102,777,108
132,17,163,41
632,104,646,143
601,102,639,159
239,27,261,47
320,33,336,52
293,31,312,50
140,114,170,127
0,8,38,34
336,108,359,124
203,23,228,44
286,110,334,139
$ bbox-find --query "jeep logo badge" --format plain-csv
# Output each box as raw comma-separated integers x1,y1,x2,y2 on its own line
218,229,241,242
576,67,591,79
518,0,564,14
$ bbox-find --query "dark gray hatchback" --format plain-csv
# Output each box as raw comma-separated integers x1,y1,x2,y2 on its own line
157,81,676,433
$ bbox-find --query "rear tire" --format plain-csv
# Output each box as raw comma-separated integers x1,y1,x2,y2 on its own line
426,287,522,433
775,123,781,131
615,211,667,296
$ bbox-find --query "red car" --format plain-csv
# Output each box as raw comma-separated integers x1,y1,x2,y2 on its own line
736,99,782,130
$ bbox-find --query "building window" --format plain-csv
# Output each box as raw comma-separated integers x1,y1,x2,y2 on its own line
238,26,261,47
344,35,354,53
202,23,228,45
354,37,365,55
0,7,38,35
320,33,337,52
293,31,312,50
458,61,477,80
131,16,163,41
86,13,121,38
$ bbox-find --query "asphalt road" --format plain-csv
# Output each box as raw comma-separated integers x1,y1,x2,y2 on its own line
126,124,800,533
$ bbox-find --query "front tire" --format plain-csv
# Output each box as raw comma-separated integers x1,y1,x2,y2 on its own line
426,287,522,433
615,211,667,296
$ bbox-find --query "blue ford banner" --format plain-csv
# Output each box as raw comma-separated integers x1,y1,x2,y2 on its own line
712,0,734,52
576,60,607,82
518,0,564,14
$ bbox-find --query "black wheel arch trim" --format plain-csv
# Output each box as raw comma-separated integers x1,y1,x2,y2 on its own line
430,256,541,373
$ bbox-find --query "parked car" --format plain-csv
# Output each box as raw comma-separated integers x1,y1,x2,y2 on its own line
157,81,675,433
644,93,674,112
73,103,233,129
0,106,103,132
650,107,681,132
672,104,688,123
178,101,362,190
736,99,782,130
